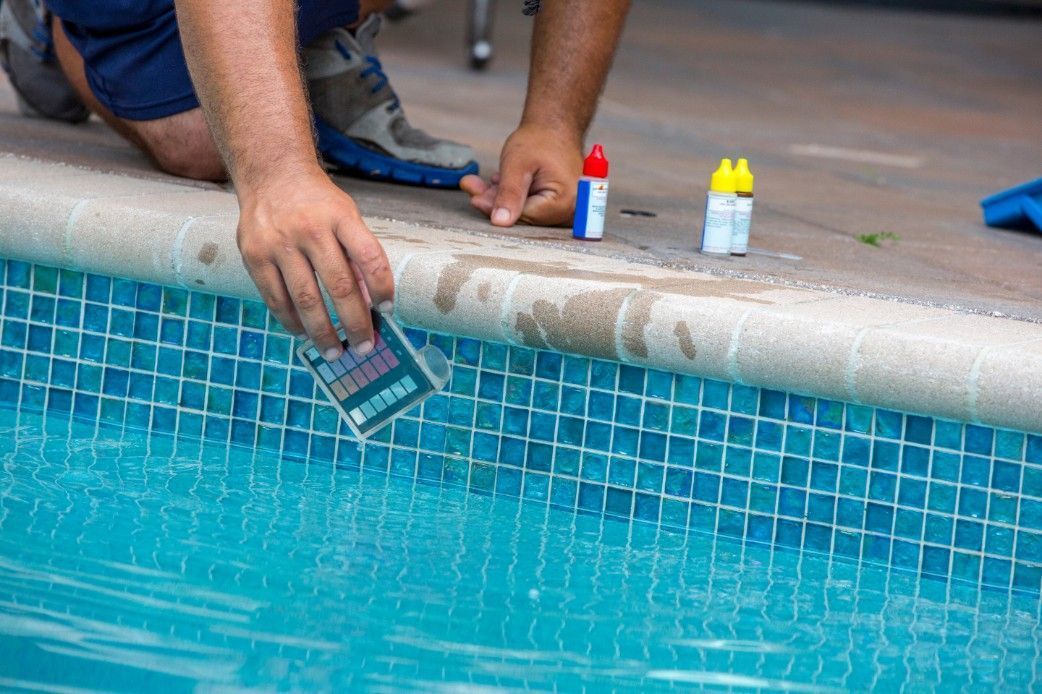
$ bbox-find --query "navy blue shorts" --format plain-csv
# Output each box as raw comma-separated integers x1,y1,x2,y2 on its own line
47,1,360,120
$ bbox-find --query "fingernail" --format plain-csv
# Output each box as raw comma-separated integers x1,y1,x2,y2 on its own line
377,300,394,314
353,340,374,356
323,346,342,362
492,208,511,225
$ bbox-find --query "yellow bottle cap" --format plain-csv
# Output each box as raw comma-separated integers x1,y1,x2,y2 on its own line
734,158,754,193
709,158,736,193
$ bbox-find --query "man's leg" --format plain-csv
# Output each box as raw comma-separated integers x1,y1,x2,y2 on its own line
48,0,393,182
53,20,223,181
50,0,471,187
51,17,225,180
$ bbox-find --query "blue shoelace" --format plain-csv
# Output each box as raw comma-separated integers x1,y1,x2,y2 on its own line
335,39,400,110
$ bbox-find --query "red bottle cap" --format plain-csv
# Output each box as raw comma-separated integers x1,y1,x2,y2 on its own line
582,144,609,178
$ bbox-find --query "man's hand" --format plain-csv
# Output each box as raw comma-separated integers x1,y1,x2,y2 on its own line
462,0,629,229
175,0,394,358
237,168,394,360
460,125,583,227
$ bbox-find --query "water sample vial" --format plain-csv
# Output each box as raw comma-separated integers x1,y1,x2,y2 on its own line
297,311,451,439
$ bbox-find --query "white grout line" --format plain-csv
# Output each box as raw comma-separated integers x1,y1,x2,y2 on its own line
726,308,756,383
497,272,526,347
62,199,93,268
170,216,199,288
846,326,872,405
612,290,640,362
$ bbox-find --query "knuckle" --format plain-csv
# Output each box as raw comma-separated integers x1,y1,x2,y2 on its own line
326,274,358,301
354,241,390,275
293,289,324,312
239,242,267,267
302,224,328,246
260,288,288,312
353,238,383,263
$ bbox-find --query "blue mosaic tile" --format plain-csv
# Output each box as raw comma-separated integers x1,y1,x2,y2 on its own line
724,446,751,477
674,375,700,406
965,424,995,456
615,395,641,427
758,388,786,419
618,364,644,395
904,415,933,445
996,430,1026,462
816,399,844,429
873,409,902,439
645,369,672,401
667,437,695,468
934,420,963,450
702,379,729,409
788,396,814,425
785,426,811,456
1025,435,1042,465
731,384,758,415
901,445,930,477
670,405,697,437
844,404,873,434
641,402,669,432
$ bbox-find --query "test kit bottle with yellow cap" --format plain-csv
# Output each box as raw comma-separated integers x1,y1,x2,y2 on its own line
699,159,737,256
731,158,755,256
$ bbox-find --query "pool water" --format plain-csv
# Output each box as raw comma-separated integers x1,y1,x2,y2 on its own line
1,407,1039,692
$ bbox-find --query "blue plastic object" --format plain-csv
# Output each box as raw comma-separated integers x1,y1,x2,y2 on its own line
981,177,1042,233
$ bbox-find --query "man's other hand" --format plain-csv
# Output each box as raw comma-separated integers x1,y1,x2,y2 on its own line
236,168,394,360
460,124,583,228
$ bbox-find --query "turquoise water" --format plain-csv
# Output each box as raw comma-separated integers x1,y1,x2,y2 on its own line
0,407,1040,692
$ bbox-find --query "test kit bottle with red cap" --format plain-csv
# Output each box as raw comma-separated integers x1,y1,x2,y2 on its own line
572,144,610,241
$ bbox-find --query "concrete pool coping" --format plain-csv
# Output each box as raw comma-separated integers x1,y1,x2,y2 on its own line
2,153,1041,434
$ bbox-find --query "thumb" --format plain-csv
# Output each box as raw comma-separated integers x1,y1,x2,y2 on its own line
490,156,534,227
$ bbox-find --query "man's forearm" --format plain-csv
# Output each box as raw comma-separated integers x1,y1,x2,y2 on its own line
175,0,318,188
522,0,631,142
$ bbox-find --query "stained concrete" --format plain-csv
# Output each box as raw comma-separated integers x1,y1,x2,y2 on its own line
2,0,1040,318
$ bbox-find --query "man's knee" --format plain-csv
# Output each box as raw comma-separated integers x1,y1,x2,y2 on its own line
136,111,226,181
149,139,225,181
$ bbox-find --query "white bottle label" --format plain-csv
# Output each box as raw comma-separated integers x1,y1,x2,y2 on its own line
732,196,753,254
701,192,735,254
584,180,609,239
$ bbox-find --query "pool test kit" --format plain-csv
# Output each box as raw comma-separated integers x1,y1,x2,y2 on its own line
573,144,610,241
699,157,755,256
297,311,451,439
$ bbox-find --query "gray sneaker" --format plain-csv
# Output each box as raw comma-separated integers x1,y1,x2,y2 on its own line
303,15,478,188
0,0,89,123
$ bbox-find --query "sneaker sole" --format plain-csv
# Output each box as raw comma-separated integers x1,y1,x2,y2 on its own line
315,118,478,189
